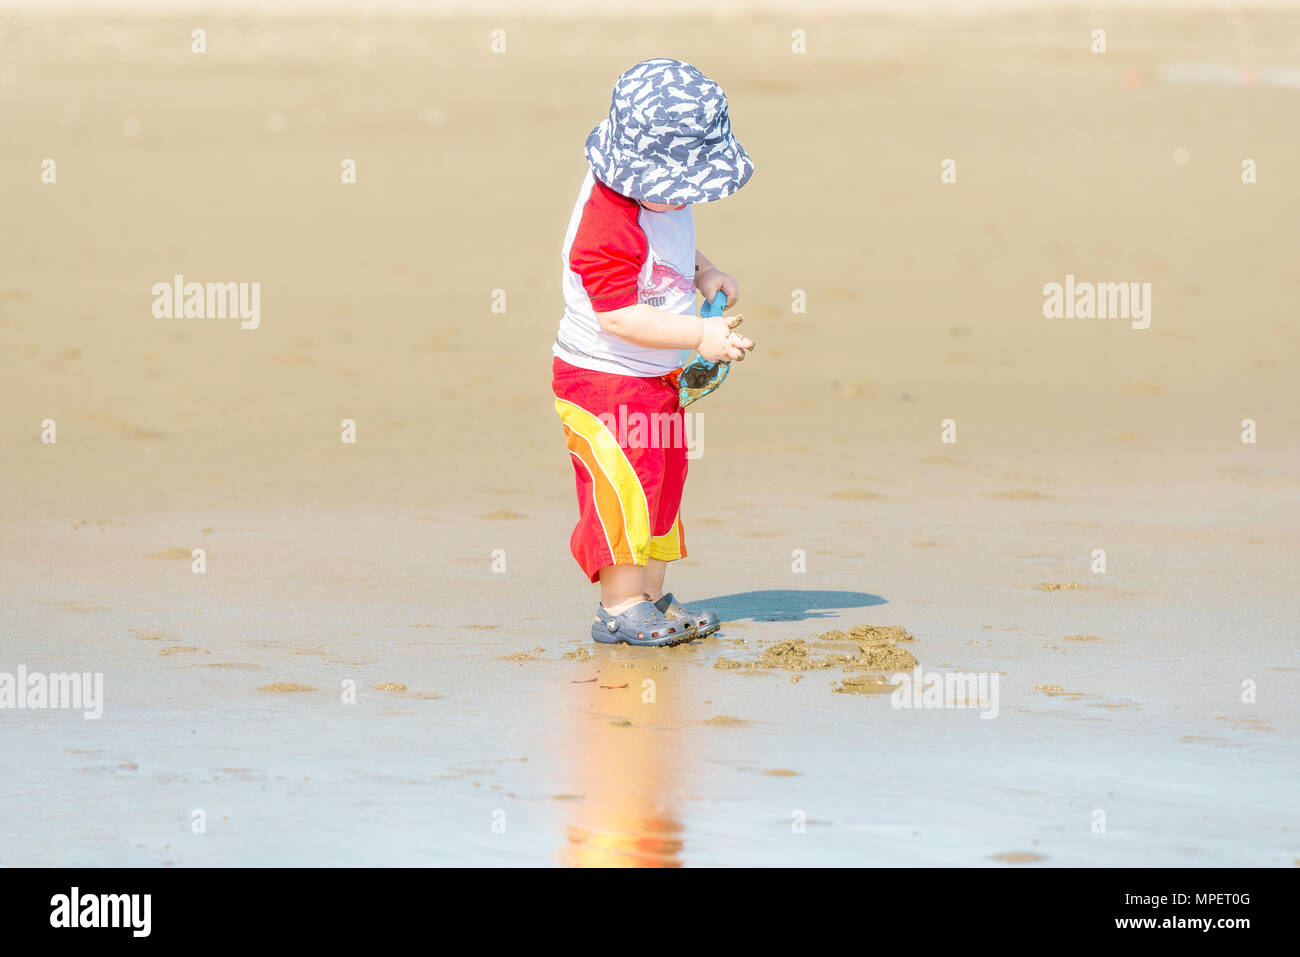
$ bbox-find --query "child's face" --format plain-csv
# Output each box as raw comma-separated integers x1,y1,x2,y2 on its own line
638,200,688,213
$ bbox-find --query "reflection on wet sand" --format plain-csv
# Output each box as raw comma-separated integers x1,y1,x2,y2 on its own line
562,654,690,867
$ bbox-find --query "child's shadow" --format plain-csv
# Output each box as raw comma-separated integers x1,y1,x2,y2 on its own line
688,589,886,623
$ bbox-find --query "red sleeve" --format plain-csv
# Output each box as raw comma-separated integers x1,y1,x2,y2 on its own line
569,180,646,312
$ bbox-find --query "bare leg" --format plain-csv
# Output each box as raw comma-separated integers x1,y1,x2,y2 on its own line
642,558,668,603
598,564,646,615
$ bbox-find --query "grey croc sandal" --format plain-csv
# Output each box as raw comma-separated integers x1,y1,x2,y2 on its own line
654,593,721,638
592,600,697,647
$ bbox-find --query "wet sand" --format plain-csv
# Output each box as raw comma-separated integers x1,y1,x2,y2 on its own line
2,8,1298,865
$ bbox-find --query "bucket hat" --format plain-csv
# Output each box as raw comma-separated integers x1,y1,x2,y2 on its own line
585,58,754,205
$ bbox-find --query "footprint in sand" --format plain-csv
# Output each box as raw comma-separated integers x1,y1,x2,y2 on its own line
147,547,193,560
50,601,111,614
158,646,201,656
990,852,1046,863
703,715,750,727
257,682,318,693
837,382,873,399
1216,716,1275,732
371,682,407,692
88,414,169,441
1126,380,1162,395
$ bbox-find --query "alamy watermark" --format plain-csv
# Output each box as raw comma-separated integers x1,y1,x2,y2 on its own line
890,666,1000,719
50,887,150,937
1042,274,1151,329
1,666,104,719
596,404,705,459
151,274,260,329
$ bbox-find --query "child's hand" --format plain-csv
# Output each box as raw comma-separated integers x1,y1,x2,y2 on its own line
696,268,740,309
697,315,754,363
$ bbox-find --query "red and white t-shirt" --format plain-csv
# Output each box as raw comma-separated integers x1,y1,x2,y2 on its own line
554,169,698,376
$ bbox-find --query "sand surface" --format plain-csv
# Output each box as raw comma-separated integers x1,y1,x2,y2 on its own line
2,8,1298,866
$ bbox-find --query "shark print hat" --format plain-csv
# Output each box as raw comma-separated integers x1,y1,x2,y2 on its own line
585,58,754,205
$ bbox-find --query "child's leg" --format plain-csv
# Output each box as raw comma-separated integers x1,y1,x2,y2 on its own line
644,412,688,597
599,564,646,614
598,557,668,612
642,558,668,603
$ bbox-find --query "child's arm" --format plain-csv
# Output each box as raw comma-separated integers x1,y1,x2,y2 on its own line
694,250,740,308
595,303,752,363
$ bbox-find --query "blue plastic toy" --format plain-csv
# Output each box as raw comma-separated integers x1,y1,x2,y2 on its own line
677,291,732,408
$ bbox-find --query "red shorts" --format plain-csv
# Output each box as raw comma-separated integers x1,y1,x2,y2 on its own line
552,357,688,582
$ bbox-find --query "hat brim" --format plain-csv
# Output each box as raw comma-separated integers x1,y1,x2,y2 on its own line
585,119,754,204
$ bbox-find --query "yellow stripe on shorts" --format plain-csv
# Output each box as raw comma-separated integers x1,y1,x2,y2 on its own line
555,398,652,564
647,514,684,562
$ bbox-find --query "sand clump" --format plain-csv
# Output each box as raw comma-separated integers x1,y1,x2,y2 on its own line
715,626,917,684
816,624,911,645
704,715,750,727
835,675,895,695
714,639,832,672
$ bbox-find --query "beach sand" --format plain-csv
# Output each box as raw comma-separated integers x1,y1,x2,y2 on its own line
1,7,1297,865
